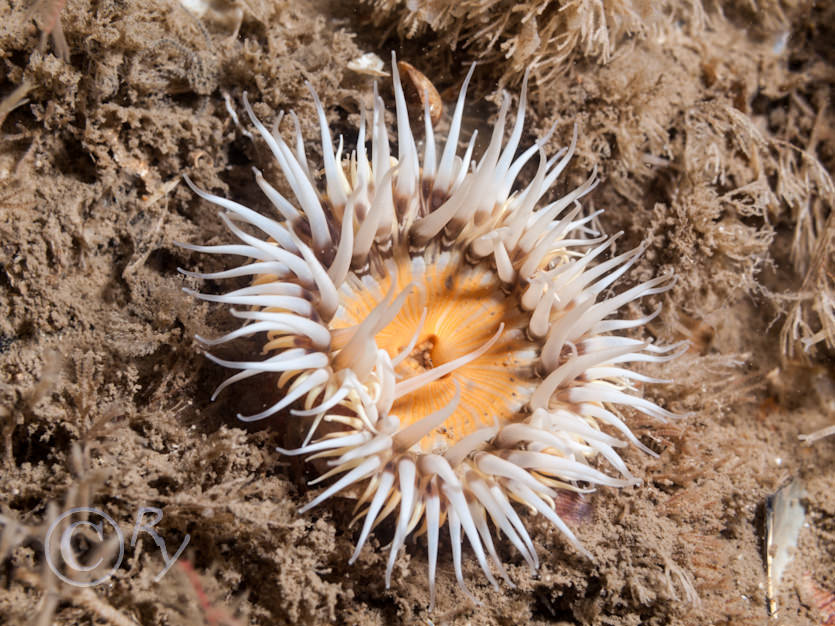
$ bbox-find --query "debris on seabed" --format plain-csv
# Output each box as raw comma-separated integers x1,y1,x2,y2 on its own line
348,52,389,77
396,60,443,125
765,479,806,617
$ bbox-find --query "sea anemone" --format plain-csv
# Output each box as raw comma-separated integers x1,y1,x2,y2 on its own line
181,53,684,606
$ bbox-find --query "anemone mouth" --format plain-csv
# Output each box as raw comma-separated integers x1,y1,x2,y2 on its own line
332,246,535,452
181,53,684,607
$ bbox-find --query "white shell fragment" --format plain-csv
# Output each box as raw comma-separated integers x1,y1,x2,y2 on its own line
765,479,806,617
179,0,209,18
347,52,389,77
